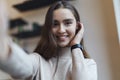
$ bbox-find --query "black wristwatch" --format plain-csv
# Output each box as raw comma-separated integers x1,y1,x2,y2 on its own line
71,44,83,51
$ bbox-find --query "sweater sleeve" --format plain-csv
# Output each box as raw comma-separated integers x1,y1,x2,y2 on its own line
71,48,97,80
0,42,39,79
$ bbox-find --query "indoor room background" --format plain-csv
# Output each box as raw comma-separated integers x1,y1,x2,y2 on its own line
0,0,120,80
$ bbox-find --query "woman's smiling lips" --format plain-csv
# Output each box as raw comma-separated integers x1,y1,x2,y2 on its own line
57,35,68,41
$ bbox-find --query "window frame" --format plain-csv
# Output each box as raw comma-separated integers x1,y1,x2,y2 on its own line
113,0,120,44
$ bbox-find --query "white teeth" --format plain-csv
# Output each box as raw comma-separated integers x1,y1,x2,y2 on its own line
59,35,66,38
60,36,66,38
58,35,67,40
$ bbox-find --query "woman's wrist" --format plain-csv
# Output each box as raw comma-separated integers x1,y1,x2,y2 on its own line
71,44,83,51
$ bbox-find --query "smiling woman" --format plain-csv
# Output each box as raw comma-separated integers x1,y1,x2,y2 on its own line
0,1,97,80
52,8,77,47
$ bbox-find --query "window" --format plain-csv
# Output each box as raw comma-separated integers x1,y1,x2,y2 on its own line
113,0,120,43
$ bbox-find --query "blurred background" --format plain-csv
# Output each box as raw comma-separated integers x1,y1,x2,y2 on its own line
0,0,120,80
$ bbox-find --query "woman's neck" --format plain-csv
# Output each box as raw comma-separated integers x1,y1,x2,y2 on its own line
58,47,71,58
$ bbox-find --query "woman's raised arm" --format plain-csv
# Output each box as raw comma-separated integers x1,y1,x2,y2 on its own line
70,23,97,80
0,1,39,79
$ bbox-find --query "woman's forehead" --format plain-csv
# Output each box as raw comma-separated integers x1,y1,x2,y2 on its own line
53,8,75,20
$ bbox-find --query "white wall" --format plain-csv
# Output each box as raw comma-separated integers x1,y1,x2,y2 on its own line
73,0,112,80
75,0,120,80
0,0,120,80
74,0,120,80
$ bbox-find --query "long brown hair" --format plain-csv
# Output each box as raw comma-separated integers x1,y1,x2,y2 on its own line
34,1,89,60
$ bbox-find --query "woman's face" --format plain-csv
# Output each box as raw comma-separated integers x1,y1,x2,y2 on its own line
52,8,77,47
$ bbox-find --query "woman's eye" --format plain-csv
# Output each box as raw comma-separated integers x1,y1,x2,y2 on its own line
52,22,59,27
65,21,72,26
54,23,59,26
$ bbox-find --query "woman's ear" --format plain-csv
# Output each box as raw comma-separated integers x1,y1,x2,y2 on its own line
75,22,79,34
76,22,81,30
76,24,79,30
75,22,83,34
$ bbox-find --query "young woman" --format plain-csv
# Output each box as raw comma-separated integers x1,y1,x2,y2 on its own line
0,1,97,80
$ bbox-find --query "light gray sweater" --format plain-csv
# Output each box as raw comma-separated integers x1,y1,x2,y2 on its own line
0,43,97,80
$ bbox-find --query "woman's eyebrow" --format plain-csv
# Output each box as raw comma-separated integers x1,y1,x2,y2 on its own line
53,19,74,22
63,19,74,22
53,20,59,22
54,19,57,21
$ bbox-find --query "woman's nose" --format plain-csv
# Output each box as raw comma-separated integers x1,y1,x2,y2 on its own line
58,24,66,33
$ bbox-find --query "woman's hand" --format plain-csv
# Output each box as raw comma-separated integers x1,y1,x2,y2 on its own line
70,22,84,46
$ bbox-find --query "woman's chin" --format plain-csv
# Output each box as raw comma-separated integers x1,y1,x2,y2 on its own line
57,43,70,48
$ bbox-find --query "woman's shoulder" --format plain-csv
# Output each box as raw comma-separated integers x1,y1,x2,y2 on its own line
29,52,42,63
29,52,40,58
30,52,50,64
